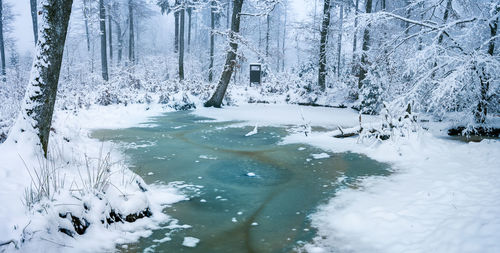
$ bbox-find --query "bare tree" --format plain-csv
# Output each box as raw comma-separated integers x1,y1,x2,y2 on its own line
204,0,244,108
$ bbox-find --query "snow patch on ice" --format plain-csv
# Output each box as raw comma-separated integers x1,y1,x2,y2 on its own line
311,153,330,159
182,237,200,247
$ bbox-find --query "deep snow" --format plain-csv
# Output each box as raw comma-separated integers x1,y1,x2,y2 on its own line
0,104,187,252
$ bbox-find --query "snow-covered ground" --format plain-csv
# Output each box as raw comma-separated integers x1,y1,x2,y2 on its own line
0,104,187,252
194,104,500,253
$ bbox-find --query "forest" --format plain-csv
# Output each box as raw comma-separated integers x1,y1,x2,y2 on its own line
0,0,499,252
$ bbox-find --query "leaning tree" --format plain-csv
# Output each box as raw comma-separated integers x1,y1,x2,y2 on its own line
8,0,73,157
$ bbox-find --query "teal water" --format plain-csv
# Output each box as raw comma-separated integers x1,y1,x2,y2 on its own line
91,111,390,253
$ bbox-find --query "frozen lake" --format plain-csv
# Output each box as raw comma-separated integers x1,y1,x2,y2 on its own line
92,110,390,252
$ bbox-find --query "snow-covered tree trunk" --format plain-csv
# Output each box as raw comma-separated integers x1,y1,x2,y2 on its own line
82,0,91,52
30,0,38,44
282,1,287,72
318,0,331,91
351,0,359,75
0,0,6,81
209,0,215,82
8,0,73,157
475,5,499,123
174,0,179,53
108,4,113,65
128,0,135,63
337,3,343,78
187,6,192,53
204,0,244,108
266,14,270,57
179,3,185,80
99,0,109,81
357,0,372,91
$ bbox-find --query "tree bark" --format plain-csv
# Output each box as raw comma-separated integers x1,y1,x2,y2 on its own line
337,3,343,78
475,5,498,123
11,0,73,156
116,20,123,64
282,2,286,72
108,4,113,65
187,7,192,53
352,0,359,69
226,0,230,29
174,0,179,53
209,0,215,82
128,0,135,63
266,14,270,57
99,0,109,81
0,0,5,81
179,4,185,80
83,0,91,52
318,0,331,91
204,0,244,108
357,0,372,90
30,0,38,44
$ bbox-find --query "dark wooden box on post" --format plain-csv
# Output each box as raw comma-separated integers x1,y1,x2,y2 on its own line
249,63,262,86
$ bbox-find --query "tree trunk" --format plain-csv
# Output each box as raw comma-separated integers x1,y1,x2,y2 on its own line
187,7,192,53
99,0,109,81
337,3,343,78
30,0,38,44
475,6,498,123
208,0,215,82
83,0,91,52
226,0,230,29
108,4,113,65
318,0,331,91
204,0,244,108
266,14,270,57
352,0,359,69
276,10,280,72
0,0,5,81
116,21,123,64
438,0,452,44
357,0,372,90
174,2,179,54
282,2,286,72
128,0,135,63
179,5,185,80
10,0,73,157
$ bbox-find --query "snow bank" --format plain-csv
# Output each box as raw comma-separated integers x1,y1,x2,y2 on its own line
0,103,186,252
192,103,376,128
286,131,500,253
